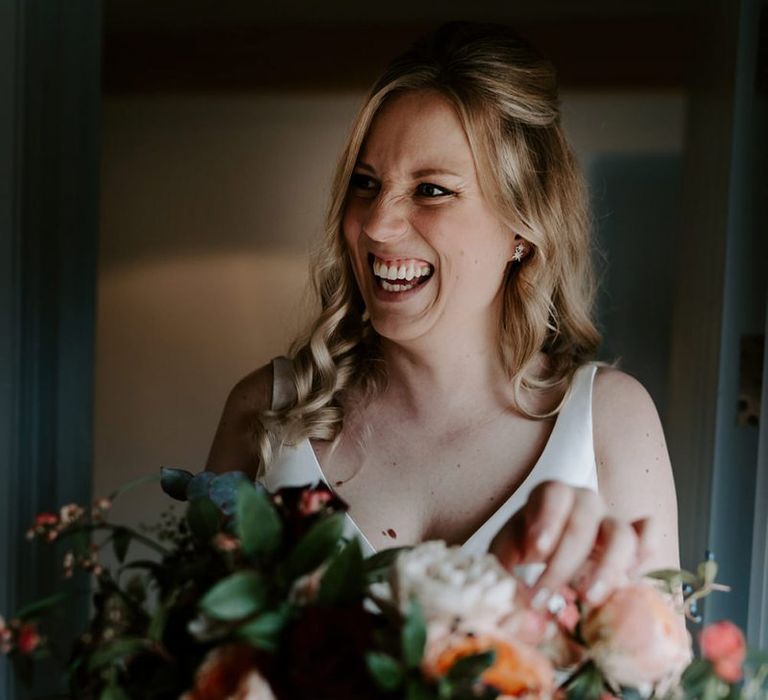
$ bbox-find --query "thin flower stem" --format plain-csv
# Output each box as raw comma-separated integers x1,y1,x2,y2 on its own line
107,473,161,501
83,524,170,557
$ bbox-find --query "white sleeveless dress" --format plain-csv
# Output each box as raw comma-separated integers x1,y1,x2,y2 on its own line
259,357,599,567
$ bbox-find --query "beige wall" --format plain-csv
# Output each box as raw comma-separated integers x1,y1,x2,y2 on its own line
94,91,685,526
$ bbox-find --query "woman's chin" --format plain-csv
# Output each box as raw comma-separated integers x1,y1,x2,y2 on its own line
369,315,433,345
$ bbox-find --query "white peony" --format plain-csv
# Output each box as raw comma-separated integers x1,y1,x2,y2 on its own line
389,541,516,634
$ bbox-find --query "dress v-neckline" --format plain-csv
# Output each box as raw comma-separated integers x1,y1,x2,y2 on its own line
304,394,568,555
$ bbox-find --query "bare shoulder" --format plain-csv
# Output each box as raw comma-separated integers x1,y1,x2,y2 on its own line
590,366,680,567
591,366,661,439
591,365,667,473
204,362,274,476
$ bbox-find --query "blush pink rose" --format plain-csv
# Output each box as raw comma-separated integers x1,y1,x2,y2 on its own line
582,581,691,690
699,620,746,683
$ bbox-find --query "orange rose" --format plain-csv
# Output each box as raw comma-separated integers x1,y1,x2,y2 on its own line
423,632,554,698
699,620,746,683
582,581,691,691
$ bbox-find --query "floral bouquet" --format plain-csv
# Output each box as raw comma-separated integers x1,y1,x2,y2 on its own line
2,469,766,699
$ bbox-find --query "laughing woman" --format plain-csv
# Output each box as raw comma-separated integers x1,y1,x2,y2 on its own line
205,21,680,606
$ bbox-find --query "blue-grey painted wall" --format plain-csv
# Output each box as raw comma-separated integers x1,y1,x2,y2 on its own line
1,2,101,698
589,153,682,425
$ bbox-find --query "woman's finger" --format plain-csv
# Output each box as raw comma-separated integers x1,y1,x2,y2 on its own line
574,517,638,605
523,481,575,561
531,488,604,603
489,480,574,569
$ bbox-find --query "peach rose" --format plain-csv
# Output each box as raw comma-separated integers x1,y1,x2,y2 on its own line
699,620,746,683
582,581,691,690
180,644,275,700
423,632,554,699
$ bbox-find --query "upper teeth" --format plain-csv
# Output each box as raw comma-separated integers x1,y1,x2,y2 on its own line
373,258,432,281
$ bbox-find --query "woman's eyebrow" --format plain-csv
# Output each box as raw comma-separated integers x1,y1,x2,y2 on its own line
355,160,464,178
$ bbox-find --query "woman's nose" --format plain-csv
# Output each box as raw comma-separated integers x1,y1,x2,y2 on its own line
361,194,409,242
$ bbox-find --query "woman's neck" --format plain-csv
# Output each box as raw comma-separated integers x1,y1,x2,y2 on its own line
377,327,515,423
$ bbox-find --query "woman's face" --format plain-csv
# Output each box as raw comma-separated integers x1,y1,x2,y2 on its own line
342,90,517,345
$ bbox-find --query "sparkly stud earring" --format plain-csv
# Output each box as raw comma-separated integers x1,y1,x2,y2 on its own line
512,243,525,262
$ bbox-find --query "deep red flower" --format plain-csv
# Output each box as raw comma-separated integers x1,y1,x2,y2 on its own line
278,603,380,699
17,623,41,654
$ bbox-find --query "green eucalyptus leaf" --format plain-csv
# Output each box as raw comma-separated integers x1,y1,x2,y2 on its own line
236,481,282,556
402,597,427,669
99,684,131,700
125,575,146,605
148,600,172,642
365,651,405,691
68,529,91,557
209,471,252,515
446,650,495,682
200,571,267,621
317,537,364,605
112,527,131,563
159,467,194,501
681,658,715,693
287,511,346,577
108,473,161,501
187,471,216,500
186,497,221,541
364,545,411,583
407,678,437,700
87,637,149,672
563,660,605,700
237,607,290,651
16,591,72,621
645,568,699,585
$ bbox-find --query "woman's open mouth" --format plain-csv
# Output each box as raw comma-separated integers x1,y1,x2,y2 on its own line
368,253,434,298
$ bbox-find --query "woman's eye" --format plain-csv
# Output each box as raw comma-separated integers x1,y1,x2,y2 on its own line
349,173,377,191
416,183,452,198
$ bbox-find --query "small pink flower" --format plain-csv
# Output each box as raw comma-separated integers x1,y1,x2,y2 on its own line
0,616,13,654
62,551,75,578
700,620,746,683
94,497,112,511
582,581,691,690
17,623,41,654
212,533,240,552
34,513,58,527
59,503,84,525
298,489,332,516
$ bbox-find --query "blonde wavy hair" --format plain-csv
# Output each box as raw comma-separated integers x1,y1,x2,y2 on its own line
254,21,601,477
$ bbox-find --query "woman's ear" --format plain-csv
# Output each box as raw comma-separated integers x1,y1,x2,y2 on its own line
511,235,528,263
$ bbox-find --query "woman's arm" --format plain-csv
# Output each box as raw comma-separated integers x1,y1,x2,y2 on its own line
592,367,681,575
205,363,273,478
490,366,681,605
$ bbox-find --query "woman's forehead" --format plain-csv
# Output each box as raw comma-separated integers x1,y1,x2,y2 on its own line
358,93,475,176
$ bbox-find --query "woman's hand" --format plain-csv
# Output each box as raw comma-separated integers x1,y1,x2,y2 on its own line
489,480,659,607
